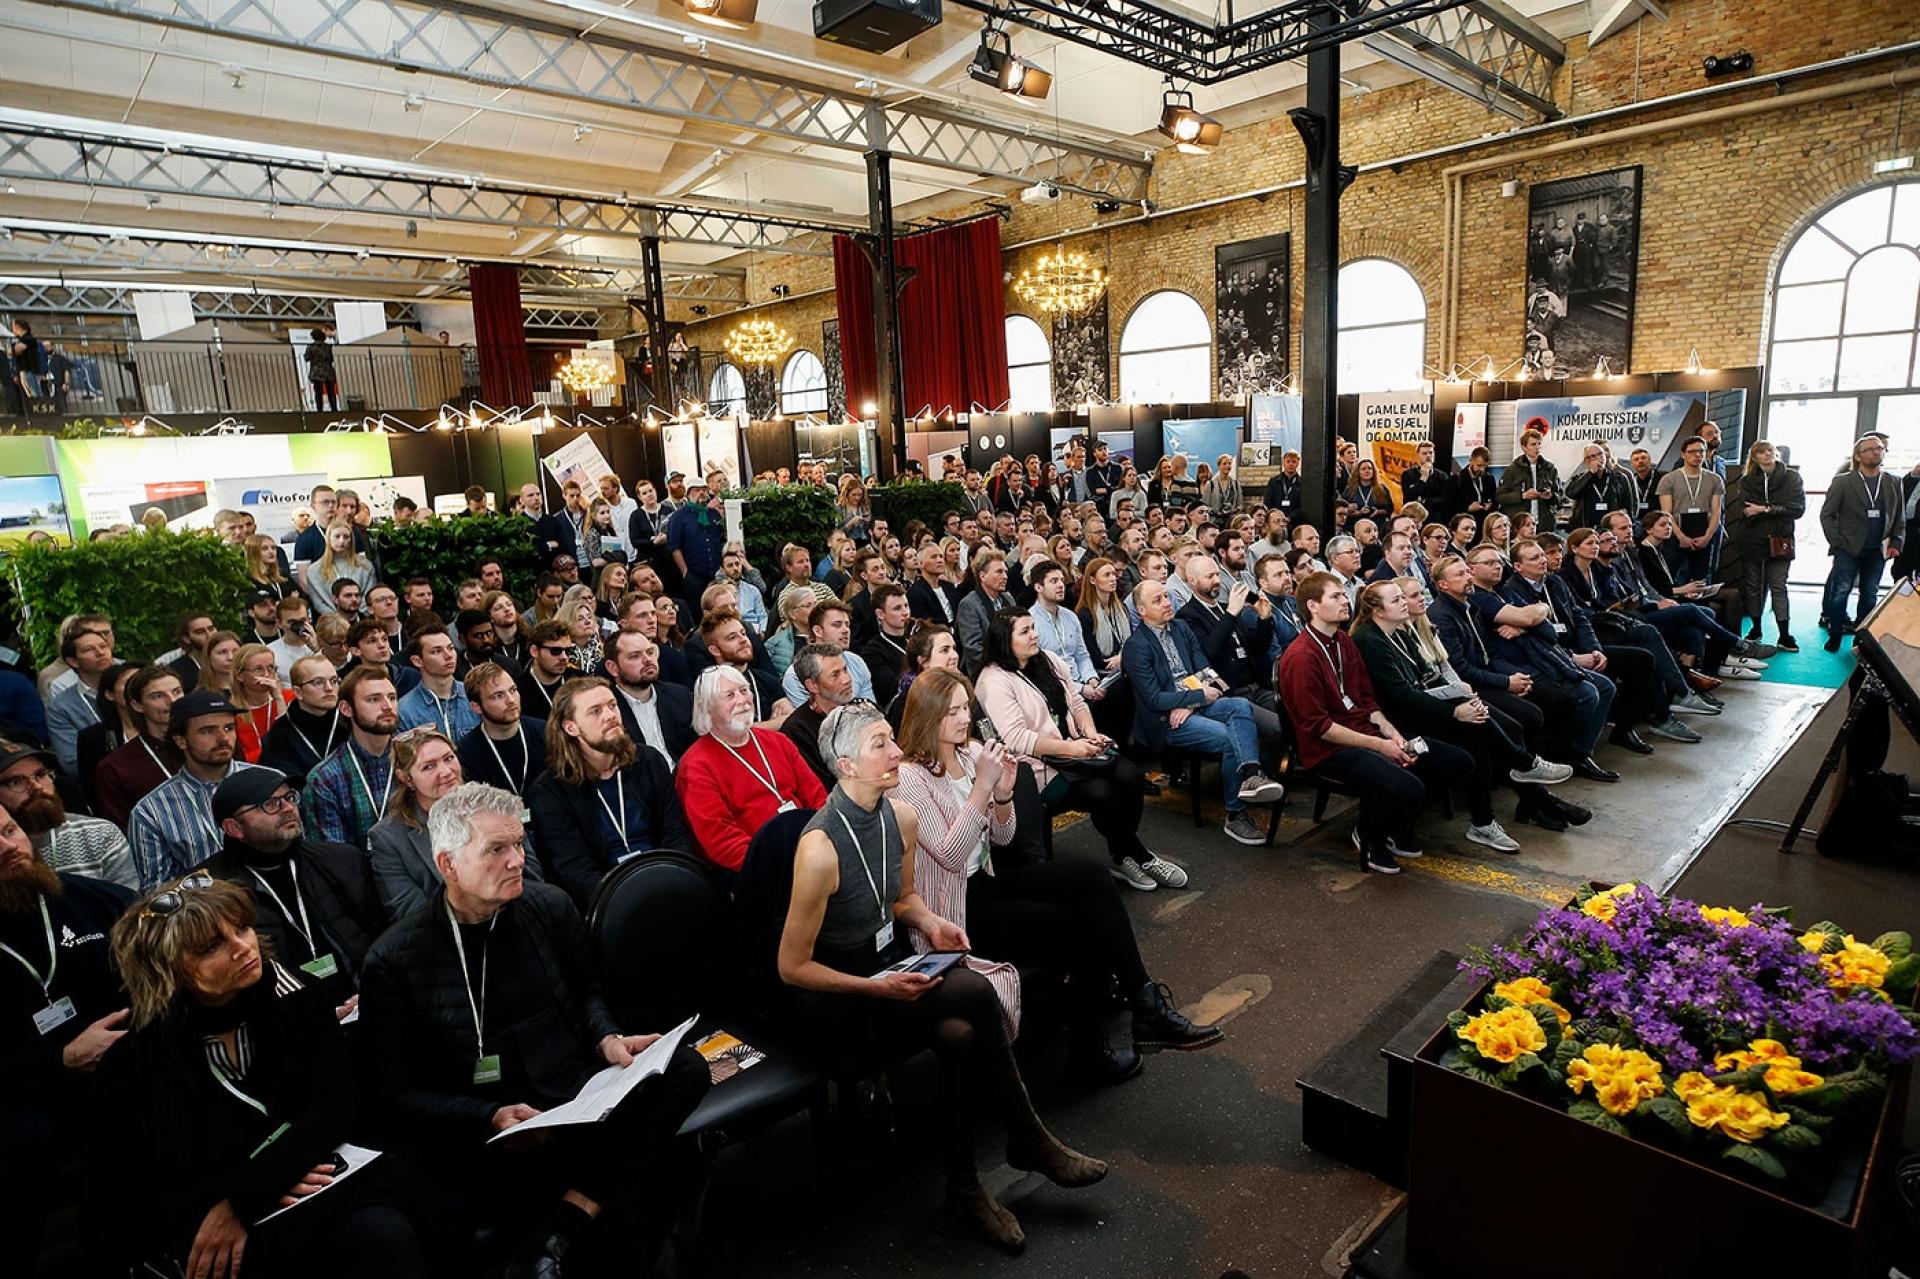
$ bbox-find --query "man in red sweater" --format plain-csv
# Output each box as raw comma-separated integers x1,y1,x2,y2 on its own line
675,664,827,872
1277,571,1471,875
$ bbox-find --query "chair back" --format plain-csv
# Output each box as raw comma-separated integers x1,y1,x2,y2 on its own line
588,850,736,1031
732,807,817,1008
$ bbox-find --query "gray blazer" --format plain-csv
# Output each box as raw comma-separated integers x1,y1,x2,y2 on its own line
1820,468,1906,557
956,588,1017,672
368,807,545,920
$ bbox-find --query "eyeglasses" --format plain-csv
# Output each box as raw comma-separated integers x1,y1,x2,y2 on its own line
237,790,299,817
140,871,215,918
0,766,54,793
298,675,343,690
538,644,576,656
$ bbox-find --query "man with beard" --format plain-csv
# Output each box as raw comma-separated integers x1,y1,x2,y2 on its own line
129,692,260,887
93,664,184,829
455,607,524,681
201,767,383,1015
527,679,694,910
0,796,133,1269
300,666,399,849
458,663,549,800
617,592,694,689
0,741,135,889
779,599,876,706
701,608,790,726
779,644,856,788
515,619,586,719
260,654,344,787
675,664,827,873
604,629,693,768
1451,447,1498,521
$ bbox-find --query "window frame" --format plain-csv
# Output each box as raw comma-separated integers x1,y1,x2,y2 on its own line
1117,289,1213,404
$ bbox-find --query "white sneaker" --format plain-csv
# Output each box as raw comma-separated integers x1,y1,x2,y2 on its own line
1236,773,1285,804
1672,692,1721,715
1140,855,1189,888
1110,857,1157,891
1726,654,1769,671
1509,756,1573,785
1466,821,1522,853
1717,665,1763,681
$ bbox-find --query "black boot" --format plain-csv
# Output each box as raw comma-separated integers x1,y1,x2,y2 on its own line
1131,981,1225,1051
1513,790,1567,832
1066,1022,1144,1086
1542,791,1592,825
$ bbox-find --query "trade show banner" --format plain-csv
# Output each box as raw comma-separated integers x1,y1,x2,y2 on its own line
1357,390,1434,505
660,424,701,483
1452,402,1488,467
340,474,429,522
1509,391,1708,473
80,480,208,532
1249,394,1302,451
1162,418,1242,480
0,475,74,545
695,419,744,489
541,434,616,494
208,474,328,539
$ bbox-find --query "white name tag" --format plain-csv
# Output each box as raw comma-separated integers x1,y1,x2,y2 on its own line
1868,509,1882,519
1340,694,1356,711
875,921,895,952
1687,507,1703,515
33,996,76,1036
777,799,798,814
1552,622,1570,636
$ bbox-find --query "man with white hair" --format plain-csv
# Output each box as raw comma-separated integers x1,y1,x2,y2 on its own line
359,781,711,1279
1324,534,1367,610
674,664,827,873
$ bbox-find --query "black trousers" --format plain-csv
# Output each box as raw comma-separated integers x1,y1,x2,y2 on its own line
1312,739,1474,849
966,858,1151,1022
1478,687,1548,756
1422,710,1532,825
1596,643,1662,726
1044,756,1152,865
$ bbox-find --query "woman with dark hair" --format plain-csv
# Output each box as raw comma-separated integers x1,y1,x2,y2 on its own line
973,610,1185,892
88,875,446,1277
75,660,139,800
885,623,959,730
481,590,532,667
654,594,688,648
305,328,338,411
1447,512,1479,557
1345,458,1394,526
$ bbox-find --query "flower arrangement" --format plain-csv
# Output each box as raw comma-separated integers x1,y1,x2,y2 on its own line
1446,883,1920,1189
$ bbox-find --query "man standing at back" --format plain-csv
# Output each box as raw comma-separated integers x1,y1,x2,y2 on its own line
1821,434,1906,650
667,474,728,605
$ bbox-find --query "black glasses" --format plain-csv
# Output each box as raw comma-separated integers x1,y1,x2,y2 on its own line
140,871,215,918
237,790,299,817
0,766,55,793
538,644,576,656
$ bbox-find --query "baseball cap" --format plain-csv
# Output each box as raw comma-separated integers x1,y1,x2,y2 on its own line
0,740,56,776
666,470,685,482
246,587,277,606
212,767,293,824
168,690,239,736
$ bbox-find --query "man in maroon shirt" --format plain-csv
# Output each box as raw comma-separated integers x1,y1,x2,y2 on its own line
1277,572,1471,875
91,665,184,829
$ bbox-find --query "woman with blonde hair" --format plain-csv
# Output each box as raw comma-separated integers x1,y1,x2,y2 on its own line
89,875,441,1277
1727,438,1804,649
836,474,872,544
594,558,629,623
561,584,603,672
302,518,376,615
243,533,293,601
766,586,815,679
230,642,292,762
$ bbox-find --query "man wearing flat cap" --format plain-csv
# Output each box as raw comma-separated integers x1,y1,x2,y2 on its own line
127,691,262,889
199,766,385,1019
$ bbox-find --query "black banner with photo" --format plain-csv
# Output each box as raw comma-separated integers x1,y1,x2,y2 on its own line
1050,296,1110,408
821,319,847,421
1215,232,1290,402
1524,166,1642,379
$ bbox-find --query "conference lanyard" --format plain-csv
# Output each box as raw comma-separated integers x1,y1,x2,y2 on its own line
835,807,895,946
138,736,176,780
420,687,456,738
1306,629,1354,711
249,866,317,960
1457,597,1493,663
347,745,392,815
482,725,530,795
1632,472,1652,508
445,900,496,1059
721,735,788,805
595,770,629,848
1861,472,1885,518
529,677,557,715
0,895,57,1001
289,714,340,764
206,1029,273,1120
1680,470,1706,513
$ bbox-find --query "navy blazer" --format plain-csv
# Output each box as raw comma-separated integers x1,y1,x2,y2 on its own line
1499,572,1600,655
1176,596,1272,692
612,678,696,761
530,512,578,568
1429,591,1523,693
1121,619,1212,751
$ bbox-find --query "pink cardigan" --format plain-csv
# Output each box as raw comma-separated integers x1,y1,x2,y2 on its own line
894,744,1021,1037
974,656,1095,792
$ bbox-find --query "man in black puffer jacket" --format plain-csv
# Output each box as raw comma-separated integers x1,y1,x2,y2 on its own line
359,781,708,1279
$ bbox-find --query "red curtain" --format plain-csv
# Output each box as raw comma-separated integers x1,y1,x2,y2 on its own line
468,263,534,405
834,218,1011,419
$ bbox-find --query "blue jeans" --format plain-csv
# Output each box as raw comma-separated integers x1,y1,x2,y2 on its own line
1822,549,1887,633
1166,696,1261,814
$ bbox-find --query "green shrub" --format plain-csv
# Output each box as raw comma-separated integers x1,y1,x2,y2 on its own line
869,481,966,538
725,483,839,577
6,530,253,666
369,514,541,608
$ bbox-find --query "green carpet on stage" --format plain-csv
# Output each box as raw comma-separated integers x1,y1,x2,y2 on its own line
1749,587,1853,690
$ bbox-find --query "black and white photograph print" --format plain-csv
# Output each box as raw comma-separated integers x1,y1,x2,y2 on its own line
1523,166,1642,379
1050,294,1110,408
1215,232,1291,402
821,319,847,421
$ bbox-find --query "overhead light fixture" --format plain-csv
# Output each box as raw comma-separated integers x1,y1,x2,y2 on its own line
968,18,1051,100
1158,78,1222,154
724,317,794,367
1874,155,1915,174
1013,249,1106,317
680,0,757,28
402,92,425,111
573,124,594,143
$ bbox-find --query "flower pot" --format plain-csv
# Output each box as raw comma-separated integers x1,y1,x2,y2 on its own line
1405,984,1906,1278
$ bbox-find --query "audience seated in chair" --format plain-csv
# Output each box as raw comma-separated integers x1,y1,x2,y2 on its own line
676,664,828,874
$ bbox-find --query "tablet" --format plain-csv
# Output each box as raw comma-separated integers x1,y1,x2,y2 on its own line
876,951,967,979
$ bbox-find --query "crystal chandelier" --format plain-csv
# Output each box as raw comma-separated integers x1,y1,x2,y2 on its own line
1013,249,1106,317
558,351,613,394
724,317,794,367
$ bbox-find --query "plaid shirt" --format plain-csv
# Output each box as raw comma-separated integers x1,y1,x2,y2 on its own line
301,737,392,849
35,817,138,891
130,763,261,889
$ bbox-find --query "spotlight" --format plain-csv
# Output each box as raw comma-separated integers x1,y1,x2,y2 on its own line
968,20,1051,100
1158,79,1222,154
573,124,594,143
680,0,757,28
1702,51,1753,78
402,92,425,111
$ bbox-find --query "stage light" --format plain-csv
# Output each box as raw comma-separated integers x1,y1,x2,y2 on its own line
681,0,757,28
1158,79,1222,154
968,20,1051,100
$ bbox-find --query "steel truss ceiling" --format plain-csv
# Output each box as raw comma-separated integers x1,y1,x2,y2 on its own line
31,0,1152,203
0,122,850,257
0,225,750,309
0,279,419,324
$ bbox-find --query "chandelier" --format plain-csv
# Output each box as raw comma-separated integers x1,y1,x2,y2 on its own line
1013,249,1106,317
558,351,614,394
724,317,794,367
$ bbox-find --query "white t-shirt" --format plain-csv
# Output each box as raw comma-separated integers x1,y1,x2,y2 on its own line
619,685,670,764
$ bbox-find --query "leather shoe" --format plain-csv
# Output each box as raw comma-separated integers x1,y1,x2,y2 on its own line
1543,792,1593,825
1067,1033,1145,1086
1514,797,1567,832
1683,668,1723,694
1131,980,1225,1051
1571,757,1620,783
1608,729,1654,755
505,1230,573,1279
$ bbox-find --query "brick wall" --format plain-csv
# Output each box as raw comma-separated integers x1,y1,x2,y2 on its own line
680,0,1920,393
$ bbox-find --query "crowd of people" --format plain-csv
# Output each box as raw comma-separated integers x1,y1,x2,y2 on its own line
2,424,1846,1276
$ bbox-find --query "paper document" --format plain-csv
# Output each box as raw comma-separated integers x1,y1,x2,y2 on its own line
486,1014,698,1143
256,1144,383,1224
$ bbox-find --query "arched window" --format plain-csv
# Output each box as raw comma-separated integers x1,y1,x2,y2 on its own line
1119,290,1211,404
708,362,746,415
1763,181,1920,581
1336,258,1427,393
779,350,827,415
1005,314,1053,412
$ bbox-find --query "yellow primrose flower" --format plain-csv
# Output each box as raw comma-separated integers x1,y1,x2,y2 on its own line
1713,1039,1825,1095
1699,905,1753,928
1494,977,1571,1033
1675,1072,1791,1143
1797,929,1830,954
1565,1043,1664,1116
1820,936,1891,991
1457,1006,1548,1064
1673,1071,1718,1103
1580,883,1636,924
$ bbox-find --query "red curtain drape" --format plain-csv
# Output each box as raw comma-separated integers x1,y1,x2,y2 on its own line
834,218,1011,419
468,263,534,405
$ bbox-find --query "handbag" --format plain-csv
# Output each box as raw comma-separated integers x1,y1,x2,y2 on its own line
1768,534,1795,560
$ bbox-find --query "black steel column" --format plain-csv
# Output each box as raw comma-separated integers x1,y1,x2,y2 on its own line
1289,5,1352,538
865,147,908,478
639,229,672,413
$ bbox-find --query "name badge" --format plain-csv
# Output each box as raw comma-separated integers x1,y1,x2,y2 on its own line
473,1054,503,1085
874,921,895,952
777,799,799,814
1552,622,1569,636
1687,507,1703,515
1592,501,1607,511
299,954,340,980
1868,509,1882,519
1340,694,1356,711
33,995,76,1036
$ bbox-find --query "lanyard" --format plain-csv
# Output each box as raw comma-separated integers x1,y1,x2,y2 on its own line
290,713,340,764
1680,469,1706,509
1456,595,1493,662
249,866,317,959
207,1031,271,1118
421,687,455,737
1307,628,1346,698
139,736,176,780
835,807,893,925
445,900,495,1054
721,734,784,801
0,895,56,997
347,744,392,816
1861,472,1884,508
482,725,530,795
595,770,628,847
529,677,557,714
